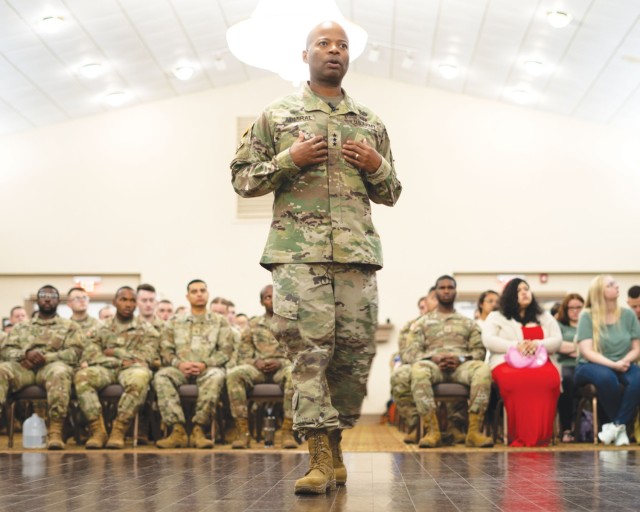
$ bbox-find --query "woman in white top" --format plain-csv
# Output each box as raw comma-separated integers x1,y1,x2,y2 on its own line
482,278,562,446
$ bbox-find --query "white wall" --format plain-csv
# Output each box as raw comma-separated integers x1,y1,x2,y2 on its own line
1,73,639,414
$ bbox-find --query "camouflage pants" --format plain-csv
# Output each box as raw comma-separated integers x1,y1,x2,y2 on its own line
226,363,293,419
153,366,225,427
0,361,73,420
411,360,491,416
271,263,378,434
390,364,418,428
74,365,152,423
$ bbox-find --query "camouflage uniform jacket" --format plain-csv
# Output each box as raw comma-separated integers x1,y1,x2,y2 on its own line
1,315,84,367
237,314,288,366
0,331,6,350
391,315,422,362
402,310,485,364
82,316,159,369
72,315,101,336
160,312,234,369
231,82,402,270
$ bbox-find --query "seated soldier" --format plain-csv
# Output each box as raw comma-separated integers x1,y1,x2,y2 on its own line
154,279,234,449
226,285,296,449
67,287,100,335
74,286,160,449
404,275,493,448
391,289,436,443
0,285,83,449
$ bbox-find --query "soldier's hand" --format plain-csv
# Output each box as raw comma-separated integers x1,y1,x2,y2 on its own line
190,362,206,376
104,348,116,357
121,359,133,368
290,132,328,168
342,139,382,174
178,362,193,376
26,350,46,366
254,359,267,371
264,360,281,372
21,358,34,370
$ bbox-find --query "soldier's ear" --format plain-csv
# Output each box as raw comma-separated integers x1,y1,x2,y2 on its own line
302,50,308,63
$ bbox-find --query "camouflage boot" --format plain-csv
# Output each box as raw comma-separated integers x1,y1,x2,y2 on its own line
294,430,336,495
156,423,188,449
106,419,129,449
328,429,347,486
280,418,297,449
190,424,214,449
418,411,442,448
231,417,250,449
47,418,65,450
465,412,494,448
86,416,107,449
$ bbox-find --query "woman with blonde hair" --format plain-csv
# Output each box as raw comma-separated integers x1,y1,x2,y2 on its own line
575,275,640,446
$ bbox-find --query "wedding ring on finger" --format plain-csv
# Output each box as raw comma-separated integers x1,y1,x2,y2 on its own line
355,153,359,160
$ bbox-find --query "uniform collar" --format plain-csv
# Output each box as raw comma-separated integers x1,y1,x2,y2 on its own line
302,82,358,115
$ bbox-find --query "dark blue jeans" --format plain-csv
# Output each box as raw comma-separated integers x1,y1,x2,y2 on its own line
574,363,640,425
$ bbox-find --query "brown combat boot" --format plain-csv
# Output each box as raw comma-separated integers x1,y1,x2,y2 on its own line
465,412,494,448
403,423,418,444
156,423,188,449
190,424,214,449
106,419,129,449
231,417,250,449
86,416,107,449
328,429,347,486
418,411,442,448
449,424,467,444
294,430,336,495
47,418,65,450
280,418,298,449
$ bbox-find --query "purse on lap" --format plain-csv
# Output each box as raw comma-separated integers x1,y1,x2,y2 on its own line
504,344,548,368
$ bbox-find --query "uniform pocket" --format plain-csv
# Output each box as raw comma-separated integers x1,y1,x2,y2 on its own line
272,266,300,321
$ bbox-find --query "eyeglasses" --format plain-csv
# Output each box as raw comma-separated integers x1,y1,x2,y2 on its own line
37,292,59,300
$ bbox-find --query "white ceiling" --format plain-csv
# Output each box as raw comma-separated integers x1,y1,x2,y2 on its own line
2,0,640,136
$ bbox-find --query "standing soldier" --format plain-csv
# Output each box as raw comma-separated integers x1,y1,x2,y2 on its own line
154,279,234,449
0,285,83,449
226,285,296,449
230,21,401,494
74,286,160,449
404,276,493,449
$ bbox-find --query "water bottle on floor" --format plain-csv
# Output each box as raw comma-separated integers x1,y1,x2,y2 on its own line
23,412,47,449
264,407,276,447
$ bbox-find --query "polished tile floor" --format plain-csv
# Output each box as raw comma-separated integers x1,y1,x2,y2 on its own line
1,450,639,511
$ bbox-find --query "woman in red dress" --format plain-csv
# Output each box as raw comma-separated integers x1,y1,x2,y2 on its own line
482,278,562,446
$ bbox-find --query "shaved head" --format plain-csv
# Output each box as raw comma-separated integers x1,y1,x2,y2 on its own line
306,20,348,49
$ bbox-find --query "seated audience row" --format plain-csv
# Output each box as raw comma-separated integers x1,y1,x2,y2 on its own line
0,281,293,451
393,275,640,447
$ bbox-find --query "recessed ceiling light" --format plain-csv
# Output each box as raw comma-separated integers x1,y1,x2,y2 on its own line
173,66,195,80
368,46,380,63
401,53,414,70
523,60,545,76
214,56,226,71
546,11,572,28
104,91,128,107
38,16,65,34
79,63,103,79
510,89,534,104
438,64,459,79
